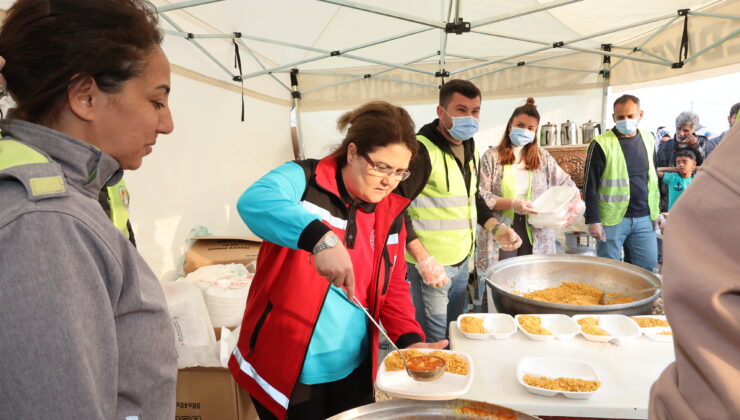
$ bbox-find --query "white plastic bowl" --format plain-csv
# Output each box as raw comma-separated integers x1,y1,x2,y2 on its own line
531,186,578,215
515,314,579,341
456,313,517,340
516,356,601,399
572,314,641,343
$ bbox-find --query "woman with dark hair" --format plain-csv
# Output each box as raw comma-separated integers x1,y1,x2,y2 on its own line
0,0,176,418
230,101,446,420
476,98,582,273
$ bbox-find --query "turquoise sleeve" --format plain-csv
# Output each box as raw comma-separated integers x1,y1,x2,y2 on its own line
236,161,321,249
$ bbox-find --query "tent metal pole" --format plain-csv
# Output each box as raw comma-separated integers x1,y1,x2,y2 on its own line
160,23,234,78
241,54,332,79
300,53,437,94
450,45,553,74
155,0,223,13
338,28,434,54
439,31,450,78
235,39,291,92
565,12,677,44
633,49,673,64
278,70,367,77
241,27,435,79
683,27,740,64
470,0,582,28
372,76,437,88
600,45,611,133
689,11,740,20
565,45,671,66
317,0,445,29
609,16,679,71
447,53,596,73
341,54,437,75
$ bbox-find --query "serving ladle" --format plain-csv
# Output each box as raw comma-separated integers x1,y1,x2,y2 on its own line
351,296,445,381
599,286,660,305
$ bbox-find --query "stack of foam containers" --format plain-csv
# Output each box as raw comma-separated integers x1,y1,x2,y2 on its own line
528,186,578,229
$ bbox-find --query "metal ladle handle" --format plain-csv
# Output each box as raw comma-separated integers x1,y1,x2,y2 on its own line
352,296,409,367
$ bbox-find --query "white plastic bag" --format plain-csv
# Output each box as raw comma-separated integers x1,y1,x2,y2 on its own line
163,282,220,368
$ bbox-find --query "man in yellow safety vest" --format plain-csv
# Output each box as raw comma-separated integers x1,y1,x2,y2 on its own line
584,94,660,271
398,79,521,343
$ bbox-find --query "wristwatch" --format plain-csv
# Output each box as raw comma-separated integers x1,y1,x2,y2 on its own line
313,232,339,254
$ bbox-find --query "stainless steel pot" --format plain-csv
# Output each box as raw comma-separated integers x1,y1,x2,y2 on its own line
539,122,558,146
483,254,661,316
328,398,541,419
580,120,601,144
560,120,578,145
564,231,595,256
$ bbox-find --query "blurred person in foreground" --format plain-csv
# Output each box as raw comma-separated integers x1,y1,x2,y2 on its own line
230,101,447,420
649,118,740,420
584,94,660,272
0,0,176,418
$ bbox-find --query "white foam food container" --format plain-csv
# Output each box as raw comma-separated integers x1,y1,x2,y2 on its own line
515,314,579,341
457,313,517,340
572,314,641,343
376,349,474,401
643,327,674,342
531,186,578,215
516,356,601,399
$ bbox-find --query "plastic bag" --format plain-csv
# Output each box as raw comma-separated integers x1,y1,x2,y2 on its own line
163,282,220,368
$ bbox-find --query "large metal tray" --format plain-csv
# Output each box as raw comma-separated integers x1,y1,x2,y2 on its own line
328,398,541,419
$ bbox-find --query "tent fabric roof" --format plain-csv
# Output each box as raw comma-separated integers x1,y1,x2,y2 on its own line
116,1,740,108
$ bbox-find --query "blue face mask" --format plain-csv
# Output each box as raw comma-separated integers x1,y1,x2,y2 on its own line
442,109,479,141
509,127,535,147
615,119,639,135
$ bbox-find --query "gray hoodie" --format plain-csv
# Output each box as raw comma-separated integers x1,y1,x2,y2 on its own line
0,120,176,419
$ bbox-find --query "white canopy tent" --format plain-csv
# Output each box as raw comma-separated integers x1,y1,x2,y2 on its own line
2,1,737,278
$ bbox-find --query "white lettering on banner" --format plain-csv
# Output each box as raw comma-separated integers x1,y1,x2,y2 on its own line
232,347,290,409
387,233,398,245
301,201,348,230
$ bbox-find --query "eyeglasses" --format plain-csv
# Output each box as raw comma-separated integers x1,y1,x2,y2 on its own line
361,154,411,181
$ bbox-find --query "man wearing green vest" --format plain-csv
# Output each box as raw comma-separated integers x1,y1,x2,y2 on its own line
584,94,660,271
398,79,521,342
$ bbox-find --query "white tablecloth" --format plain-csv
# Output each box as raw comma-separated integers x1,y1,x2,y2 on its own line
449,321,675,419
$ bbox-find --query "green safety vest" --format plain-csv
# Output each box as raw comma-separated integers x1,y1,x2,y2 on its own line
500,164,533,244
0,138,131,238
406,135,477,265
593,129,659,226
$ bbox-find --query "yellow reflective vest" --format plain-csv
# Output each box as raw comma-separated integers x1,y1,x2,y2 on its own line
406,135,477,265
593,129,659,226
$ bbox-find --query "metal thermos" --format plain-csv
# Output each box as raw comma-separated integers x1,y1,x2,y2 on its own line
580,120,602,144
540,122,558,146
560,120,578,145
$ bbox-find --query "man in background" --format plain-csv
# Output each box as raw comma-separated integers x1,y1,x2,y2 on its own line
705,102,739,158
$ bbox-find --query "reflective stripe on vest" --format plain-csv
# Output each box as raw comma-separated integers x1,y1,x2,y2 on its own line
0,139,66,196
232,346,290,409
501,164,533,244
106,178,131,239
593,129,659,226
406,135,477,265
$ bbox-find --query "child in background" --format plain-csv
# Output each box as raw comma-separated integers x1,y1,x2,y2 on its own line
658,150,697,211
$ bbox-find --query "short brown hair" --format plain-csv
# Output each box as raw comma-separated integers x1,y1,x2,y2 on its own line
0,0,162,124
332,101,418,163
613,94,640,109
439,79,481,108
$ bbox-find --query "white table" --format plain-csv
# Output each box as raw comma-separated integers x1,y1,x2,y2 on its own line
449,321,675,419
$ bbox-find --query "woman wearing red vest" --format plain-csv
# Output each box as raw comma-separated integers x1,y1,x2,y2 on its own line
229,101,446,420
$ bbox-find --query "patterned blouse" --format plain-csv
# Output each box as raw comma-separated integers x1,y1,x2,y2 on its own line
476,146,576,272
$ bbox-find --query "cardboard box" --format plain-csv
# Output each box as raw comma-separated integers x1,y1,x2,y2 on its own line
176,367,258,420
183,235,262,275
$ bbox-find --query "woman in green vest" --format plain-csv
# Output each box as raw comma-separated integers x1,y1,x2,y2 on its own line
476,98,582,274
